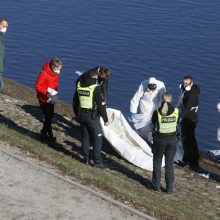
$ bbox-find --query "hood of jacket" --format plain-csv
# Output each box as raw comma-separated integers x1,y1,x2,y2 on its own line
79,76,97,87
42,61,59,77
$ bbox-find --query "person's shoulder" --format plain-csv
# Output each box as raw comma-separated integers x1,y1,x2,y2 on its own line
156,80,165,88
94,84,101,91
169,106,177,114
82,71,90,78
191,83,200,93
39,69,47,77
93,85,102,97
140,80,148,88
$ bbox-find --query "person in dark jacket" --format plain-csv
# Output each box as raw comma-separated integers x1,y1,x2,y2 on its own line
75,66,110,106
0,17,9,92
178,75,200,171
151,92,179,193
73,68,109,168
35,57,63,142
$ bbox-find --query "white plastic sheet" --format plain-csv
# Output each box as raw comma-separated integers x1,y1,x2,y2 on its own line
133,113,153,142
133,113,150,130
208,150,220,162
100,108,164,171
174,140,184,162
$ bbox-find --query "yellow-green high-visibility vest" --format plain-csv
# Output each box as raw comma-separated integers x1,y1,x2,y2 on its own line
77,82,97,109
157,108,179,134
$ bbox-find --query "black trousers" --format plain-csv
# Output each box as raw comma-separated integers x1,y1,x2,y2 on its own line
80,112,103,164
181,119,199,168
152,135,177,192
39,101,54,137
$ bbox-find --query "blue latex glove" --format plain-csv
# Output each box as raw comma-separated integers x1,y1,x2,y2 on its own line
131,113,136,120
128,112,136,123
178,117,182,124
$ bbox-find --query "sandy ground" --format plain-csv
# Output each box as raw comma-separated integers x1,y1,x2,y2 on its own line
0,145,145,220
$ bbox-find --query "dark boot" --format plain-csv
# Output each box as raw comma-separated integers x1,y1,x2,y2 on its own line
40,130,49,142
47,129,56,142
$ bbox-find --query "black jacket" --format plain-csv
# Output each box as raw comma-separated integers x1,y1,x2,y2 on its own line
73,77,108,123
180,84,200,122
152,103,179,137
75,68,109,105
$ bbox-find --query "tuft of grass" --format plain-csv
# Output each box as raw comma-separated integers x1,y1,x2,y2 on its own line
0,123,214,220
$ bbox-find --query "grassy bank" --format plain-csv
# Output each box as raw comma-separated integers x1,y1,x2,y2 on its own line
0,123,213,220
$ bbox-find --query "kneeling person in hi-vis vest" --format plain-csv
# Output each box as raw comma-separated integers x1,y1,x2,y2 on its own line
73,68,109,168
151,92,179,193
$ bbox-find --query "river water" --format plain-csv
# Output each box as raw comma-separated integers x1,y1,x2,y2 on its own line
2,0,220,153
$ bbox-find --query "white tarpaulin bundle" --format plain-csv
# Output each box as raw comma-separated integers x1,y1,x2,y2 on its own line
100,108,165,171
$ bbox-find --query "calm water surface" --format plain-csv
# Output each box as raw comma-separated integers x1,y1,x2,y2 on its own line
1,0,220,153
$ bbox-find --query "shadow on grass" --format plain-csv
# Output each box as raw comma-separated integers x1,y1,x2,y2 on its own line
20,104,81,139
0,114,84,163
21,104,124,158
0,108,154,189
65,138,153,189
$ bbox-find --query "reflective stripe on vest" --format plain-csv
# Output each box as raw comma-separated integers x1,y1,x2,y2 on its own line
157,108,179,134
77,82,97,109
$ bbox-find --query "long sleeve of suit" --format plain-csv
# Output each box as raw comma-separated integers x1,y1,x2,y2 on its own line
130,83,145,113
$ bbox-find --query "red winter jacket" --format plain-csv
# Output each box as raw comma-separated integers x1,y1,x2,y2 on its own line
35,61,59,103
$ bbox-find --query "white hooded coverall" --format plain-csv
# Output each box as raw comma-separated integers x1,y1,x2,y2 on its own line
130,79,166,115
130,78,166,140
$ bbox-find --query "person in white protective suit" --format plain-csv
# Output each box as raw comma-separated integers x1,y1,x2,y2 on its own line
129,77,166,140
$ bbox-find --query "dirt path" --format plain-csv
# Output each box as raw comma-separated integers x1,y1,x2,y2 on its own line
0,145,146,220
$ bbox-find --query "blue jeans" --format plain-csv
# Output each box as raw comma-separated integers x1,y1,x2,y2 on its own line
0,75,4,92
152,135,177,192
80,112,103,164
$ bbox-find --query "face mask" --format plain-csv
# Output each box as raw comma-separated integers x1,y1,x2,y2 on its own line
53,69,61,74
185,85,191,91
0,27,7,33
180,82,192,91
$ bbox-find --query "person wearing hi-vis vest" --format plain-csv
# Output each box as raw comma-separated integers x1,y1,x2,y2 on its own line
73,68,109,168
75,66,111,106
151,92,179,193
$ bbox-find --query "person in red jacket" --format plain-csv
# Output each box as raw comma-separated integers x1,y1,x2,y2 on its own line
35,57,63,142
